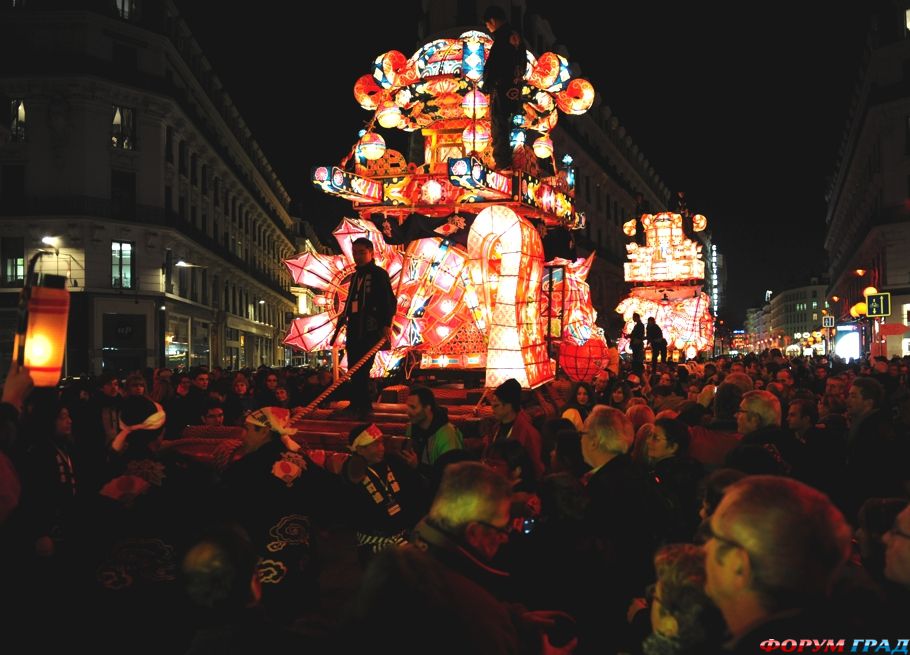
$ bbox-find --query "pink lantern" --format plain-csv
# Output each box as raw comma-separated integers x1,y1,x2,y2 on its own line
532,135,553,159
357,132,386,160
462,89,489,119
376,100,403,128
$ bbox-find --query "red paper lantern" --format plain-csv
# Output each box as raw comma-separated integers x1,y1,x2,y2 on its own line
558,336,607,382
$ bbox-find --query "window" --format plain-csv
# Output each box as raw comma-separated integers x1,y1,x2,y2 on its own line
190,153,198,186
201,165,208,194
213,177,220,206
9,99,25,142
201,269,208,305
164,185,172,212
178,141,188,175
179,195,187,220
1,237,24,287
115,0,137,20
111,170,136,219
111,105,135,150
165,126,174,163
112,241,134,289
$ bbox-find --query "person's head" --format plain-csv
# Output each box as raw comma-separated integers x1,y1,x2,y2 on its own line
846,377,883,420
856,497,909,575
775,369,794,389
723,372,754,395
550,428,587,478
232,374,249,396
485,439,535,489
647,316,656,325
124,373,147,397
633,312,641,323
570,381,593,408
203,400,225,426
482,4,507,32
351,237,374,267
274,386,288,403
610,381,631,406
491,378,522,421
263,371,279,390
54,405,73,439
98,373,120,398
181,523,261,618
406,386,437,427
192,368,210,391
705,476,851,628
735,390,781,435
818,392,846,419
348,423,385,465
428,461,513,561
649,544,726,647
697,468,747,521
883,504,910,588
825,374,847,397
592,370,611,393
648,417,690,463
581,405,633,466
626,403,655,434
785,398,817,435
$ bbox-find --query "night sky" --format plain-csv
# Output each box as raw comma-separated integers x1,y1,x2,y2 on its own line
179,2,875,326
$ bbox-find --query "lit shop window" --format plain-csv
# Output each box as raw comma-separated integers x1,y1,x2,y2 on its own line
111,105,136,150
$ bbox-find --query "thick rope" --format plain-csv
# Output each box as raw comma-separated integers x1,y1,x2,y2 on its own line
295,335,388,419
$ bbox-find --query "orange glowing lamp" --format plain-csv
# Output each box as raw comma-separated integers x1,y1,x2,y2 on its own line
862,286,878,297
14,273,70,387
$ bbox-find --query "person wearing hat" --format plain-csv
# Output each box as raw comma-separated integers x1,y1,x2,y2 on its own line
335,237,396,420
485,378,545,479
342,423,428,564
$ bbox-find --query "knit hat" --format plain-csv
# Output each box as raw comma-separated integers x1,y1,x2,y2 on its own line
494,378,522,411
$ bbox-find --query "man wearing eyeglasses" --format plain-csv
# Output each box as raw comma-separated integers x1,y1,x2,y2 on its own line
731,390,808,480
704,476,851,654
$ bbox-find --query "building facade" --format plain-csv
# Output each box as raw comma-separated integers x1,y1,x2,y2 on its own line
825,2,910,357
0,1,298,375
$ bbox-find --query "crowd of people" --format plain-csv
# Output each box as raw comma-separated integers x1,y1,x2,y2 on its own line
0,348,908,654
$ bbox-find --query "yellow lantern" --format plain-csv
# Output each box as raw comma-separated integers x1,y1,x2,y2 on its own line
862,286,878,297
376,100,403,129
357,132,386,160
13,274,70,387
855,301,868,316
462,123,490,153
532,135,553,159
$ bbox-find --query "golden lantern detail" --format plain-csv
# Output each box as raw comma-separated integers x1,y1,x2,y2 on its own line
532,136,553,159
862,286,878,297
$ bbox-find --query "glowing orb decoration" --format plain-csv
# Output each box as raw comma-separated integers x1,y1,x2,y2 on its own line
555,78,595,115
376,100,403,128
528,52,562,90
420,179,443,204
462,89,489,118
373,50,408,89
533,136,553,159
559,332,608,382
354,74,383,110
462,122,490,153
357,132,386,160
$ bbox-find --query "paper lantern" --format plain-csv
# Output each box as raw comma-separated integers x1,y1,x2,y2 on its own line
372,50,407,89
532,136,553,159
354,74,383,111
462,122,490,153
462,89,489,118
357,132,386,160
528,52,561,90
558,335,607,382
13,275,70,387
376,100,403,128
862,286,878,297
555,78,595,115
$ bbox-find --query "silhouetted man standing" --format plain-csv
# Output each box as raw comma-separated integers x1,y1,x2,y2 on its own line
337,238,396,419
482,5,524,170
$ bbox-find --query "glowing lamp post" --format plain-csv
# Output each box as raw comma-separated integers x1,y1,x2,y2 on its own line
13,254,70,386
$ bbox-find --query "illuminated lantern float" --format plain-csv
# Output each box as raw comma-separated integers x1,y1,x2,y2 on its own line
616,212,715,361
291,31,598,389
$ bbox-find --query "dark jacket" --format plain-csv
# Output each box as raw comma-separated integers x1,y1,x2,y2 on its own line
482,22,524,95
341,261,395,341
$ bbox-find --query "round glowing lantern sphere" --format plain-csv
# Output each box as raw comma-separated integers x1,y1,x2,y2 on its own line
376,100,403,129
353,74,383,111
559,336,607,383
855,302,868,316
357,132,386,160
555,78,595,115
462,89,489,119
862,286,878,297
532,135,553,159
462,123,490,152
